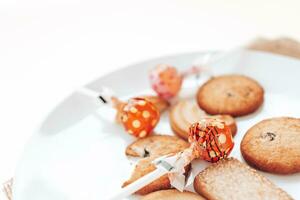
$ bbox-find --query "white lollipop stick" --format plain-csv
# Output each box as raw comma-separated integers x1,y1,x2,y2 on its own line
107,167,167,200
107,149,195,200
107,154,179,200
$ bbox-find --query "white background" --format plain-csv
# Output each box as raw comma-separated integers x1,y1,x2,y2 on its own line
0,0,300,184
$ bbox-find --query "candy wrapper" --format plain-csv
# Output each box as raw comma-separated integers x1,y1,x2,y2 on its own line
149,64,206,100
154,146,197,191
108,117,234,200
80,87,160,138
153,117,234,191
117,97,160,138
189,118,234,162
149,50,241,101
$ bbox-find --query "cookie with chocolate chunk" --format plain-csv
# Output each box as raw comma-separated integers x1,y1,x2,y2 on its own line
122,157,191,195
125,135,189,158
241,117,300,174
123,135,190,195
197,75,264,117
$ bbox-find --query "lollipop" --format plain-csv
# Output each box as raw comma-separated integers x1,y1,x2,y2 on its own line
168,118,234,180
80,87,160,138
188,118,234,162
161,118,234,193
116,97,160,138
110,118,234,200
149,50,241,101
149,64,204,100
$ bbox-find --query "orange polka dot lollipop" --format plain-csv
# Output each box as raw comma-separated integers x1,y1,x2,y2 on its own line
149,64,203,100
119,97,160,138
189,118,234,162
80,86,161,138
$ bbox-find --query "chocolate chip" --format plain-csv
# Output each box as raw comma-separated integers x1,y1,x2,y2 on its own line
143,148,150,157
227,92,233,97
262,132,276,141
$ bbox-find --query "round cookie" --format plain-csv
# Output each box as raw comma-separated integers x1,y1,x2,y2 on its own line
197,75,264,117
241,117,300,174
169,100,237,140
125,135,189,158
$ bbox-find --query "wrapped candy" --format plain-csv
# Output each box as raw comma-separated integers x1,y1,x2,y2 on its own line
149,64,203,100
149,50,240,101
188,118,234,162
117,97,160,138
81,87,161,138
110,118,234,199
164,118,234,171
168,118,234,186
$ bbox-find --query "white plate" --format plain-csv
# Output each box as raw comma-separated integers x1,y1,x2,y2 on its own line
14,50,300,200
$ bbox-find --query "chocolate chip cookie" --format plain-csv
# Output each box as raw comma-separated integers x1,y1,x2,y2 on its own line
197,75,264,117
241,117,300,174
